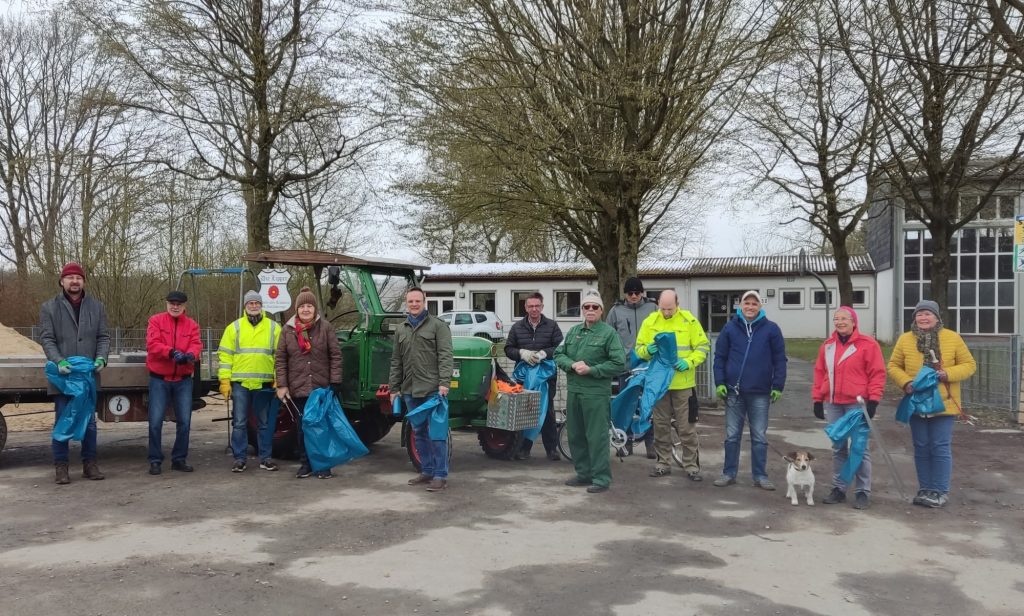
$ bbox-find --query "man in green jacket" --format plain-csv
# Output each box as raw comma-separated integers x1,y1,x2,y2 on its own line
389,287,454,492
554,289,626,493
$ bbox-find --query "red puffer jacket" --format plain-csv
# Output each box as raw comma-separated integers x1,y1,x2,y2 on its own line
146,311,202,381
812,329,886,404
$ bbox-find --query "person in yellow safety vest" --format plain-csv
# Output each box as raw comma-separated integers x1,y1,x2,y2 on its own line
218,290,281,473
635,289,710,481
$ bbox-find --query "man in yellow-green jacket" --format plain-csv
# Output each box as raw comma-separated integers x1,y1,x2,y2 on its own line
635,289,710,481
218,290,281,473
554,289,625,493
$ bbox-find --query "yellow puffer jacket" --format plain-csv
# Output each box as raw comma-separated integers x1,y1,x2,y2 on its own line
218,313,281,391
887,328,976,416
635,308,710,391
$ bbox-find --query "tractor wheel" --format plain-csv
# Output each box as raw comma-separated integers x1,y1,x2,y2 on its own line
247,425,299,460
477,427,523,460
402,420,452,471
352,408,395,446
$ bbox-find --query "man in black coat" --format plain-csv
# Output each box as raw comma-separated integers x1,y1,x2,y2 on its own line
504,292,563,460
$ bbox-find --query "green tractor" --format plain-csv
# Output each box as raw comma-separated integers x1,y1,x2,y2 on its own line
240,250,500,465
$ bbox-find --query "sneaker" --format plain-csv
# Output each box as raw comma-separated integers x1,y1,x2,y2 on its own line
687,471,703,482
912,489,930,506
753,478,776,491
934,492,949,507
564,476,589,487
853,492,870,510
296,465,313,479
82,460,105,480
259,460,279,471
425,478,447,492
408,473,432,485
547,450,561,461
55,463,70,485
822,487,846,504
586,484,609,494
149,462,162,476
713,475,736,487
922,490,947,508
315,470,334,479
171,460,194,472
649,466,672,478
231,460,246,473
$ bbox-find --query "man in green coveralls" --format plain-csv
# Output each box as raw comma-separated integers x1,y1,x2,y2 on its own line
554,289,626,493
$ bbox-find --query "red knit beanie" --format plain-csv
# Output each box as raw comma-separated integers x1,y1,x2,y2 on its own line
60,262,85,279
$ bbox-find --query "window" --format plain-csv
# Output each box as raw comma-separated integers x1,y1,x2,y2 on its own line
978,195,1017,220
471,291,495,312
811,290,835,307
512,291,534,318
959,194,980,219
454,313,472,325
555,290,581,318
646,289,664,303
779,289,803,309
474,313,487,323
852,289,868,306
438,313,452,324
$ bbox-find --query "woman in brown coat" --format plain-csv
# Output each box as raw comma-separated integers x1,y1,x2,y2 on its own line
275,287,342,478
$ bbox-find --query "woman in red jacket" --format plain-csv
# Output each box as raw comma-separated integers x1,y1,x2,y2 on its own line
812,306,886,510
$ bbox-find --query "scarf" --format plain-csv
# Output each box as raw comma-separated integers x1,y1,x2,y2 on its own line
911,320,943,365
407,310,428,329
294,318,314,354
247,312,263,327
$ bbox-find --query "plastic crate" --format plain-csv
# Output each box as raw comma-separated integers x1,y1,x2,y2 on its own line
486,390,541,431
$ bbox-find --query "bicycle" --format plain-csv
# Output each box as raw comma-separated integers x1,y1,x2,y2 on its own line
555,409,685,467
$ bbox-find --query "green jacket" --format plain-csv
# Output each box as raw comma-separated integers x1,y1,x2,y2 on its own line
389,314,454,398
554,320,625,395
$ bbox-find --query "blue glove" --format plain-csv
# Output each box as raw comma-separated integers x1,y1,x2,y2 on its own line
184,352,195,363
646,343,658,355
675,359,689,372
172,350,188,364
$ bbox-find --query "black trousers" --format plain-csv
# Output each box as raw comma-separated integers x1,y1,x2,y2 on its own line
522,375,559,453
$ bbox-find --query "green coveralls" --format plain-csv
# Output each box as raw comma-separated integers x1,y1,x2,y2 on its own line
554,320,626,487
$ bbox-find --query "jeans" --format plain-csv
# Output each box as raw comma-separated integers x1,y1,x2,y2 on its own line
230,383,279,462
404,395,448,479
148,376,194,464
722,393,770,481
51,394,97,464
826,403,871,494
909,414,955,494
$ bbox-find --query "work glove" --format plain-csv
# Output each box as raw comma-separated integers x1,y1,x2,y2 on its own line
219,379,232,400
172,350,188,364
57,359,72,375
646,343,658,356
770,389,782,403
519,349,538,365
93,357,106,372
184,352,195,364
674,359,689,372
536,350,547,361
813,401,824,420
866,400,878,419
716,385,728,399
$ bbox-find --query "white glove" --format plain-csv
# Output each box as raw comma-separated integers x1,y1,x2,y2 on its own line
536,350,547,361
526,352,541,366
519,349,536,363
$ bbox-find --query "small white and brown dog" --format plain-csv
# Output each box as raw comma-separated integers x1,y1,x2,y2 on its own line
784,451,816,506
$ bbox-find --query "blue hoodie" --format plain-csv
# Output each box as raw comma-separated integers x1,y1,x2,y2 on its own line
713,309,787,395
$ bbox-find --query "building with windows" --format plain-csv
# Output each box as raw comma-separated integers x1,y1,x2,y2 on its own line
420,256,878,339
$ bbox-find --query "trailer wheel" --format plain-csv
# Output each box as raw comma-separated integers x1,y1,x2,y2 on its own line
477,427,522,460
402,420,452,471
352,408,395,446
0,412,7,456
247,426,299,460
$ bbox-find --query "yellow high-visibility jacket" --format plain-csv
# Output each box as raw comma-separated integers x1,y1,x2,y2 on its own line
217,313,281,390
635,308,710,391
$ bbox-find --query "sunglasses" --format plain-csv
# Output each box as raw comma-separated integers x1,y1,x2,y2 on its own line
582,304,602,311
626,291,642,296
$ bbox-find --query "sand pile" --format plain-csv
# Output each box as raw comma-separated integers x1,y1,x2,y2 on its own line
0,321,45,356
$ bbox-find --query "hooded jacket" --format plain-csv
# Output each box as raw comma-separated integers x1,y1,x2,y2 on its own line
812,328,886,404
606,297,657,352
713,309,787,395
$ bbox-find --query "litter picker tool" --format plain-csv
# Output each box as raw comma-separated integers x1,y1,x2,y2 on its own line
857,395,909,501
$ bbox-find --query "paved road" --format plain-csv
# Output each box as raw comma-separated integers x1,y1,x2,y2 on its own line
1,359,1022,615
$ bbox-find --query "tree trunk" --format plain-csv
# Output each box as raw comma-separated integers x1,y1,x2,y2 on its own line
929,224,953,324
832,236,855,308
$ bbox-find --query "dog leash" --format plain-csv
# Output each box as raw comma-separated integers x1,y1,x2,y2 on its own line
856,396,909,501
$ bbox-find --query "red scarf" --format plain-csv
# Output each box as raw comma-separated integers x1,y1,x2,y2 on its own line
294,319,314,354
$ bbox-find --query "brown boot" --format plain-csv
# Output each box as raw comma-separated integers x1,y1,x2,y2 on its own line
82,460,105,480
425,478,447,492
55,463,70,485
408,473,432,486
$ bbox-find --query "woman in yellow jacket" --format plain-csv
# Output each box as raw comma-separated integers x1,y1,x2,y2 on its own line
887,300,976,508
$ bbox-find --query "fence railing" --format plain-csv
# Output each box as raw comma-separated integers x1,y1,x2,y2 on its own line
960,335,1020,415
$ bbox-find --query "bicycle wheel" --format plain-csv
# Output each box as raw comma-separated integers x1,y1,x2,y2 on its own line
556,421,572,461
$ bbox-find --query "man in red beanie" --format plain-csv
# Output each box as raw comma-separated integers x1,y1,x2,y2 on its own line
39,261,110,484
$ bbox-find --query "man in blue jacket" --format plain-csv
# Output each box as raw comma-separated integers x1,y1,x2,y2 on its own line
712,290,787,490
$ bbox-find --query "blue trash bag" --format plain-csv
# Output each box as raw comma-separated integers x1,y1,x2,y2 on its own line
45,356,97,443
611,332,677,435
405,394,449,441
895,365,947,424
824,408,870,484
512,359,557,441
301,387,369,472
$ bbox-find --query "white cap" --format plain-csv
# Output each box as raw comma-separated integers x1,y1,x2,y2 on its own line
581,289,603,309
741,290,762,304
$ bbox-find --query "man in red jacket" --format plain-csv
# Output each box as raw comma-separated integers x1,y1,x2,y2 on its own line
146,290,203,475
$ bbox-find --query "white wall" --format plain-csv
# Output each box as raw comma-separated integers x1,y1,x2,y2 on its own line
422,272,880,339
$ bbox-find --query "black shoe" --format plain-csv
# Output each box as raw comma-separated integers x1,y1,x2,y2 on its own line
586,484,609,494
171,460,193,472
565,476,589,487
259,460,279,471
853,492,870,510
149,462,162,475
823,487,846,504
296,465,312,479
231,460,246,473
547,450,561,461
315,470,334,479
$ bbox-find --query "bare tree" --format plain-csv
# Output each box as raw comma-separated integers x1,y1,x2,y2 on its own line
374,0,791,305
987,0,1024,69
77,0,383,252
740,2,880,306
835,0,1024,320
